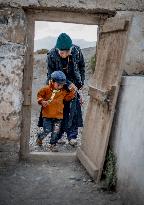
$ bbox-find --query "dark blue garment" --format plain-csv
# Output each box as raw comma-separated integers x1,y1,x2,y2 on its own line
46,45,85,88
57,92,83,140
66,92,83,129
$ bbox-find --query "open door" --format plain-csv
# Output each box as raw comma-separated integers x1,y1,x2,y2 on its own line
77,16,132,181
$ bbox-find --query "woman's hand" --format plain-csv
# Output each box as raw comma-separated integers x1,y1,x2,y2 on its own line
77,82,83,90
41,100,49,107
79,95,84,105
68,83,77,91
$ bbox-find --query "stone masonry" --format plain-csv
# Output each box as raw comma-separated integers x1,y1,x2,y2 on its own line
0,7,27,172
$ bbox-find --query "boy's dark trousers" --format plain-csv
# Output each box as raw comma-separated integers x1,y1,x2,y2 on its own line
37,118,62,145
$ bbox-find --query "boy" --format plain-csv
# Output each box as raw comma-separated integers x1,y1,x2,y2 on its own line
36,71,75,152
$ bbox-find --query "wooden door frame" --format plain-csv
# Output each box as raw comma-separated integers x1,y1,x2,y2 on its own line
20,8,115,160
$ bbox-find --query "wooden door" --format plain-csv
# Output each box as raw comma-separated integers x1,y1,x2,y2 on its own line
77,16,131,181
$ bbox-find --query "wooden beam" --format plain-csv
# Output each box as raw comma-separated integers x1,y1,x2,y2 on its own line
101,17,129,33
88,85,108,102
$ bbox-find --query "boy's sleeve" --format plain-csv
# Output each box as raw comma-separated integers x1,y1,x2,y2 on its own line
37,87,47,105
64,88,76,101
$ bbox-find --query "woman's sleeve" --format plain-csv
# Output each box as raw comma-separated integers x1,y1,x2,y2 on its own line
46,53,56,84
78,49,85,85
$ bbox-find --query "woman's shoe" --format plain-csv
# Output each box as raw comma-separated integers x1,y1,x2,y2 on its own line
57,138,66,144
49,144,58,152
69,139,77,146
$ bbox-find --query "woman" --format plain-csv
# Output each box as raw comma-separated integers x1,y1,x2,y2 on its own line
38,33,85,146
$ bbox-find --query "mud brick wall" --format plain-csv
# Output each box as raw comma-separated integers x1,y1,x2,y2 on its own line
0,7,27,172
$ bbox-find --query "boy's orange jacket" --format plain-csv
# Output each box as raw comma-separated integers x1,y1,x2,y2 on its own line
37,83,75,119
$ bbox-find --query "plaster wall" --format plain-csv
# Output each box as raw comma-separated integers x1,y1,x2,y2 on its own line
111,77,144,205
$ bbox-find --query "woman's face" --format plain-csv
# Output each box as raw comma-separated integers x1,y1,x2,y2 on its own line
58,49,71,58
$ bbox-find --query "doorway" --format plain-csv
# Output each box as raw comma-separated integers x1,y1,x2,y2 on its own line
29,21,98,153
20,9,104,159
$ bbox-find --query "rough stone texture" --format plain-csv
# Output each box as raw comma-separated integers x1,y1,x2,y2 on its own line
0,8,27,44
111,77,144,205
122,12,144,75
0,0,144,12
0,7,27,171
112,12,144,75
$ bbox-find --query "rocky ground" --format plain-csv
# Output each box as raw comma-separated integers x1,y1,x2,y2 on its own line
0,161,123,205
29,47,96,153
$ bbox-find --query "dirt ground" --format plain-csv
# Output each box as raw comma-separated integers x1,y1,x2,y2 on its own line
0,161,123,205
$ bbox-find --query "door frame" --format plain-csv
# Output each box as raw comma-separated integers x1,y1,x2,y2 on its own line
20,9,115,163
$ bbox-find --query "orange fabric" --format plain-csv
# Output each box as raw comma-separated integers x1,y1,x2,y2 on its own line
37,83,75,119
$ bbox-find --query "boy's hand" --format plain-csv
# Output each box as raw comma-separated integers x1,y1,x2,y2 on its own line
41,100,49,107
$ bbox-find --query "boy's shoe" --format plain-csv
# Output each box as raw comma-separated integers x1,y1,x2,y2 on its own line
36,138,43,146
69,139,77,146
49,144,58,152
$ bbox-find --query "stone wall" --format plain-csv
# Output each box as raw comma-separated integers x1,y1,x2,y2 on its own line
123,12,144,75
0,0,144,12
0,7,27,172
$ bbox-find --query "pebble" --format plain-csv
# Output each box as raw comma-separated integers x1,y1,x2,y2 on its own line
83,178,87,182
88,179,93,182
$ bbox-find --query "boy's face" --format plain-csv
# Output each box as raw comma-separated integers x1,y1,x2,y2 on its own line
53,82,64,90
